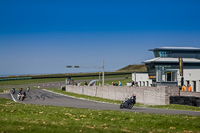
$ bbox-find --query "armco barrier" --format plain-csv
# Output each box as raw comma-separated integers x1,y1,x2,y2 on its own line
0,77,32,81
66,85,179,105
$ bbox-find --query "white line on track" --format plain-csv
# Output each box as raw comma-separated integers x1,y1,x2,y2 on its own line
9,90,17,102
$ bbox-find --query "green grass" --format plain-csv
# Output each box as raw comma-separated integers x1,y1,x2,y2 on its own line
0,98,200,133
0,78,67,86
0,74,132,86
48,89,200,112
117,64,147,72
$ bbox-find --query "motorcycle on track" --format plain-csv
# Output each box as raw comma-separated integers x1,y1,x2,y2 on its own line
120,94,136,109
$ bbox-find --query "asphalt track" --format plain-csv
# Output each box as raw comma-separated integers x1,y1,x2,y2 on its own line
1,89,200,116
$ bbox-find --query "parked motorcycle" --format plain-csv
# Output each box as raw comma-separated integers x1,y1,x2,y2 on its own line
120,95,136,109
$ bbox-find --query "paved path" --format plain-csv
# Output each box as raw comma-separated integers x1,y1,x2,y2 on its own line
1,89,200,116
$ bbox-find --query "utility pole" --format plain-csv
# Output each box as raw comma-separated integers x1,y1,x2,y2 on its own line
134,71,136,84
102,60,104,86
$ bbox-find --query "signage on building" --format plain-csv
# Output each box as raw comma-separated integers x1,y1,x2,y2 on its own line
149,76,155,79
179,57,183,76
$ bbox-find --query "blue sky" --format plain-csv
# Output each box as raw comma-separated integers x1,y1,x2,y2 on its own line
0,0,200,75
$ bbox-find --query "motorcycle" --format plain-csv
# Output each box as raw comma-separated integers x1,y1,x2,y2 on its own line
120,95,136,109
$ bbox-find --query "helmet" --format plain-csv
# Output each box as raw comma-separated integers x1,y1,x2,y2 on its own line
132,94,135,97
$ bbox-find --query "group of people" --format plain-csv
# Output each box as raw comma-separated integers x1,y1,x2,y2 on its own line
12,87,30,101
181,84,192,92
112,81,122,86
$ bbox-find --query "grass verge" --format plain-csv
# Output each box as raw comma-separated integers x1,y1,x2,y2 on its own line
0,98,200,133
47,89,200,112
0,74,132,86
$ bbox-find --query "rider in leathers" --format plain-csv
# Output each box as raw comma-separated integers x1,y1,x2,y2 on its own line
125,94,136,107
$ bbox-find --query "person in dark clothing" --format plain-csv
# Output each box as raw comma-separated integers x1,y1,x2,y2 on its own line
125,94,136,107
131,80,135,86
21,91,26,101
23,91,26,97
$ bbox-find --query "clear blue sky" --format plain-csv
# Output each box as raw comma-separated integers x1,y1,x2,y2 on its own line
0,0,200,76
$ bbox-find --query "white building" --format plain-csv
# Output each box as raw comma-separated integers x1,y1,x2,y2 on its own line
132,47,200,92
132,73,152,87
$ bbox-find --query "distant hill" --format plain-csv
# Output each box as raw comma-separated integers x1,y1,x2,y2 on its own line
116,64,147,72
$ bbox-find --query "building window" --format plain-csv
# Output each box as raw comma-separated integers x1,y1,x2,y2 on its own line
154,51,172,58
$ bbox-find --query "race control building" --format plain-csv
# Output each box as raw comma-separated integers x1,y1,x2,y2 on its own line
132,47,200,92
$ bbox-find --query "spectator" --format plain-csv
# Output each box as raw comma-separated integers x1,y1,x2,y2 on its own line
112,82,118,86
84,81,88,86
188,84,192,92
131,80,135,86
112,82,115,86
119,81,122,86
181,85,186,91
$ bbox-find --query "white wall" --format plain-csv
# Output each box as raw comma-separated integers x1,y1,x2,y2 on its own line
66,85,178,105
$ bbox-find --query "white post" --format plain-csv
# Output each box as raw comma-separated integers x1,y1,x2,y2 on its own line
134,72,136,84
99,66,101,86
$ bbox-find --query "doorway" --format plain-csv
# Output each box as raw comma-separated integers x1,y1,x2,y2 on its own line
193,81,196,92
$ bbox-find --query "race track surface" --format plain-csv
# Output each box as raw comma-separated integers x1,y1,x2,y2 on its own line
1,89,200,116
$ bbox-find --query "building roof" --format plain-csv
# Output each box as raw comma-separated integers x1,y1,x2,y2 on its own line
143,57,200,63
149,47,200,51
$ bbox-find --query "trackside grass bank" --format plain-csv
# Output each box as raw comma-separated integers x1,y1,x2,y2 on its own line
0,98,200,133
0,74,132,86
48,89,200,112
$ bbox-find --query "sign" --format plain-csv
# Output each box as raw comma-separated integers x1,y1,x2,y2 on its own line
149,76,155,79
179,57,183,76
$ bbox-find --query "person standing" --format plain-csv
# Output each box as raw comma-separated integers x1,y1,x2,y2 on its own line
181,85,186,91
188,84,192,92
119,81,122,86
131,80,135,86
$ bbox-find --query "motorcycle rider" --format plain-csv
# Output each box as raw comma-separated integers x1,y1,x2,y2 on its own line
21,91,26,101
125,94,136,107
17,92,21,100
27,87,30,92
19,88,23,94
12,87,15,94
